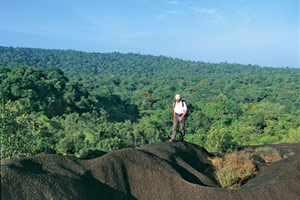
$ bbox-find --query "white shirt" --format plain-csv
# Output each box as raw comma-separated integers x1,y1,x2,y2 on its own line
174,101,188,114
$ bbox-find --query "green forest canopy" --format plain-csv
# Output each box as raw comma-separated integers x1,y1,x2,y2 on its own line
0,46,299,159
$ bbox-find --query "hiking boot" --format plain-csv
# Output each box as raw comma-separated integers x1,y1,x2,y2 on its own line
168,139,175,142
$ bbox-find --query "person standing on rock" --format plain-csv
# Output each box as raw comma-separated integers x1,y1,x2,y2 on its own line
169,94,188,142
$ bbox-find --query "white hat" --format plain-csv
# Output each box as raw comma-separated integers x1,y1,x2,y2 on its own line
175,94,181,99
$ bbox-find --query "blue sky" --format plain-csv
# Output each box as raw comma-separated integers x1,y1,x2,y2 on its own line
0,0,299,68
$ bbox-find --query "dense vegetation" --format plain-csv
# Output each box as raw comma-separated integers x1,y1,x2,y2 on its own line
1,46,300,159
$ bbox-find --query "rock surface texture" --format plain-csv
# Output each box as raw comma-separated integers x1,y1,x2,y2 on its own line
1,142,300,200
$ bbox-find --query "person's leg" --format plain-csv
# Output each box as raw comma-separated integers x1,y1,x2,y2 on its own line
171,115,179,140
180,117,185,140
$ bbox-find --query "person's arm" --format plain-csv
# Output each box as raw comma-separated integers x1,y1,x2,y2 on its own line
179,109,187,121
182,109,188,118
179,101,188,121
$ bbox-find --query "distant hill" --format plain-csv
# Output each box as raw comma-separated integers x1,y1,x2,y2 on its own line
1,141,300,200
1,45,299,78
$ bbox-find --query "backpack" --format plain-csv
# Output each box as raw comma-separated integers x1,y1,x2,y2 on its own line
173,100,188,118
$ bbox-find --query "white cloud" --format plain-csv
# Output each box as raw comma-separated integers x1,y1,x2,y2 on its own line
167,10,183,14
168,0,179,5
192,7,229,26
194,8,216,15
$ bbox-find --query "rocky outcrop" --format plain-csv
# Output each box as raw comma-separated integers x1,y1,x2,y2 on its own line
1,142,300,200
